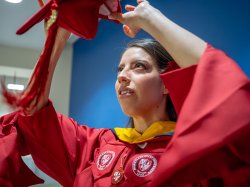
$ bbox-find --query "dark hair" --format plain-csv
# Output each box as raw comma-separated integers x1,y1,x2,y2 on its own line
124,39,177,127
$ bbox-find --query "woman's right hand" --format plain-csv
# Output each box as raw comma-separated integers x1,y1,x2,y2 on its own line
38,0,71,42
23,1,71,115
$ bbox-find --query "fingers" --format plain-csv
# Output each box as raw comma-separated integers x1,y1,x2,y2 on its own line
125,5,135,12
108,12,123,22
109,2,143,38
137,0,149,4
123,25,140,38
123,25,135,38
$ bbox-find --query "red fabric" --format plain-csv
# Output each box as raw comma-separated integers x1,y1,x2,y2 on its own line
3,0,121,112
1,1,122,185
152,44,250,186
1,44,250,186
17,102,174,186
16,0,121,39
162,61,180,74
2,22,58,111
17,102,108,186
160,65,196,115
0,112,44,187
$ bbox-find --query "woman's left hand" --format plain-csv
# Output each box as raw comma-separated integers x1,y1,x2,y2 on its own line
109,0,155,37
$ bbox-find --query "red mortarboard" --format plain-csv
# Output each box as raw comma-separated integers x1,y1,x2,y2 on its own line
2,0,121,113
16,0,121,39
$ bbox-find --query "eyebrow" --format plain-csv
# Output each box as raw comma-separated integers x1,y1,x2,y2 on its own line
118,60,149,67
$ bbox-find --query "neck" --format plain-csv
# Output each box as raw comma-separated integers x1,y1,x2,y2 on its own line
132,111,169,133
130,94,169,133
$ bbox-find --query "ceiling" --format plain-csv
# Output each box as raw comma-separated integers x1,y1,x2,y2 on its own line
0,0,77,50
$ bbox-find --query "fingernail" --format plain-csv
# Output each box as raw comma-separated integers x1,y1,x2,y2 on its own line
124,26,129,32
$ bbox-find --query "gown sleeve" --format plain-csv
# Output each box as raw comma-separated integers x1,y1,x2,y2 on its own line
0,112,44,187
17,101,108,186
153,44,250,186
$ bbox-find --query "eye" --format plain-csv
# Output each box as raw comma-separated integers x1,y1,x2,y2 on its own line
117,65,124,74
134,62,147,70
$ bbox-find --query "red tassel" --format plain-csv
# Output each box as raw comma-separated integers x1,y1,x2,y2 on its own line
2,4,58,114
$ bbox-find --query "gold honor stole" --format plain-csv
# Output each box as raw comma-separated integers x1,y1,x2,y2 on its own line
114,121,176,144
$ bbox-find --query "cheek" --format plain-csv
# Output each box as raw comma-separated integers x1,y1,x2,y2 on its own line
141,80,165,106
138,77,163,95
115,81,119,94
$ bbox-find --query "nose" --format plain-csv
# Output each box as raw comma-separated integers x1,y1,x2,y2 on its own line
117,69,130,84
117,76,130,84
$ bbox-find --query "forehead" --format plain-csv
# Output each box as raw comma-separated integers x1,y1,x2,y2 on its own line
119,47,155,65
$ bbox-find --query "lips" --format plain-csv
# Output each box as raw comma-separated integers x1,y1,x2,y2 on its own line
118,87,135,97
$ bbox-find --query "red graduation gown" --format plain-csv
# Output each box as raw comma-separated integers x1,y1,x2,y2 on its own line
153,44,250,186
0,112,44,186
16,106,175,186
0,44,249,186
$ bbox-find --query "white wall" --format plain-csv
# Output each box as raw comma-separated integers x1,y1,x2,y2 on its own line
0,44,72,116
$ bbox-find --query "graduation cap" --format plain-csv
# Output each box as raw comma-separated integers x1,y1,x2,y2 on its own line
16,0,121,38
2,0,121,113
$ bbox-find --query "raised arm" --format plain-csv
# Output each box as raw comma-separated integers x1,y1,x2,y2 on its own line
17,27,71,115
110,0,206,67
35,27,70,113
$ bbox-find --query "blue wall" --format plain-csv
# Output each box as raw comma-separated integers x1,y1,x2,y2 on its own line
70,0,250,128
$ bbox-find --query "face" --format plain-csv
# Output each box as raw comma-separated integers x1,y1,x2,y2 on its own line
115,47,166,117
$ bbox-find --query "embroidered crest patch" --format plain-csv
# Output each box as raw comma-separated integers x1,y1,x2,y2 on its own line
132,155,157,177
96,151,115,170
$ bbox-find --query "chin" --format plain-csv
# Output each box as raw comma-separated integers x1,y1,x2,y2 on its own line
119,105,133,116
120,105,141,117
121,109,133,117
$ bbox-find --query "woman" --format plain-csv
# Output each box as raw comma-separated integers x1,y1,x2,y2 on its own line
1,0,250,186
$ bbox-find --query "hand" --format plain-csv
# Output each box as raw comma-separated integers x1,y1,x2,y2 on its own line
109,0,153,38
